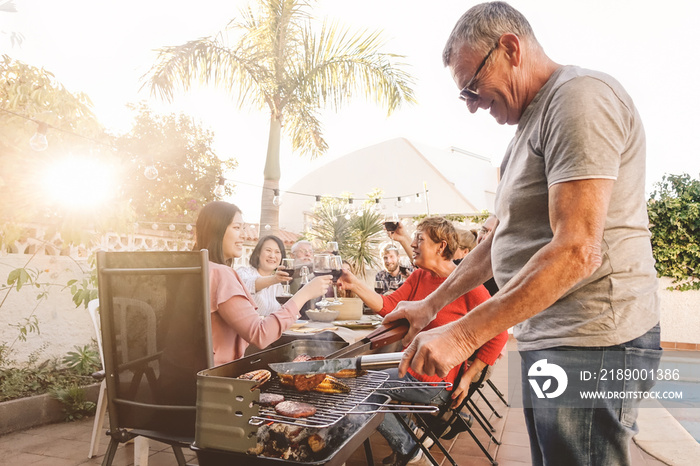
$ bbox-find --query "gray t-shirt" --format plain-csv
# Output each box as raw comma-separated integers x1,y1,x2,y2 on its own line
492,65,659,351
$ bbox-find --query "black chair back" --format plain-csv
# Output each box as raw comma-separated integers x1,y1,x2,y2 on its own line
97,250,213,442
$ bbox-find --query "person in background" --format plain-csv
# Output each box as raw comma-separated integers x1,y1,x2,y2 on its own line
476,215,499,295
194,201,331,365
338,216,508,466
288,240,314,293
236,235,292,317
375,243,413,294
387,3,661,465
452,228,478,265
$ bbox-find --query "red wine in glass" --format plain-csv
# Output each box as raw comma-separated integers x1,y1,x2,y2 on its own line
330,269,342,282
384,221,399,232
277,266,294,277
315,269,333,277
374,286,384,294
276,295,291,305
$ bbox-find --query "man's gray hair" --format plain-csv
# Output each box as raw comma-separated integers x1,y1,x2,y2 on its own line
291,240,312,254
442,1,538,67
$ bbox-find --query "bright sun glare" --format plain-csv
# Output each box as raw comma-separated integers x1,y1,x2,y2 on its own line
42,155,115,209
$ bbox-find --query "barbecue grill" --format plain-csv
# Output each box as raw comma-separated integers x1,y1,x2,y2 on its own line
193,321,445,465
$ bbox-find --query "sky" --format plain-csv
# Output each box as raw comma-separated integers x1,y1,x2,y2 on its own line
3,0,699,225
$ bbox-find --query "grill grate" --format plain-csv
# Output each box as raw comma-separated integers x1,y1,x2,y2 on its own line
250,370,389,428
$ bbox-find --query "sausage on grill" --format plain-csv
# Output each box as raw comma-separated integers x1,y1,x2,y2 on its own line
275,400,317,418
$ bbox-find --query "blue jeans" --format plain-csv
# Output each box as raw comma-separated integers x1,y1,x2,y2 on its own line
520,323,662,466
376,368,451,456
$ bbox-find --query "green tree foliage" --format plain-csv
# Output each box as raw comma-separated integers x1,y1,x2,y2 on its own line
142,0,416,232
648,173,700,290
115,103,237,224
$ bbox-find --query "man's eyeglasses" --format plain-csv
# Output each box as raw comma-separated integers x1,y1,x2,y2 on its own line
459,43,499,102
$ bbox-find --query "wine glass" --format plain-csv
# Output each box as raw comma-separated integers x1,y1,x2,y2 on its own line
374,280,384,295
329,254,343,303
277,257,294,280
313,254,333,308
276,284,292,305
384,213,400,246
327,241,339,256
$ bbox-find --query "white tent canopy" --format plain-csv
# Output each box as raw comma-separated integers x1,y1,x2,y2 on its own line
279,138,499,233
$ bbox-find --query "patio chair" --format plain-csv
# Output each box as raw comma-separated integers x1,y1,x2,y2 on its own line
96,250,213,466
398,362,499,466
86,299,149,464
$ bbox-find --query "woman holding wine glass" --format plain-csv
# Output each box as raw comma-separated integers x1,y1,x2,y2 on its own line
195,201,331,365
337,216,508,465
236,235,295,316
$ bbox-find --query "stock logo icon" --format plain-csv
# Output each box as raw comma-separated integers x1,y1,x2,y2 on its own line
528,359,568,399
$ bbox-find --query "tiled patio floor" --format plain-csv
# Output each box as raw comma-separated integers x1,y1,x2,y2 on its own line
0,339,671,465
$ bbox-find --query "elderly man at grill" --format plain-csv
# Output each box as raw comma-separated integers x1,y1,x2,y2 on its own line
385,3,662,465
338,216,508,465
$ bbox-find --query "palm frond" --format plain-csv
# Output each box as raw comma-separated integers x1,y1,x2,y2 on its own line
141,37,273,111
282,99,328,158
291,19,417,116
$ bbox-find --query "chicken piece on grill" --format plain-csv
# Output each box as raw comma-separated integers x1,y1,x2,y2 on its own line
279,372,327,392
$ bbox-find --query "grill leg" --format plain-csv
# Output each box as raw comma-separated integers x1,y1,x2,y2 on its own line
363,438,375,466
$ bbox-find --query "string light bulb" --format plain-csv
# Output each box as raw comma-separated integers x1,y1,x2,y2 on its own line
169,224,176,231
416,193,422,202
213,176,226,197
313,195,322,210
29,122,49,151
144,164,158,180
272,189,282,206
264,224,271,231
395,197,403,208
186,224,193,231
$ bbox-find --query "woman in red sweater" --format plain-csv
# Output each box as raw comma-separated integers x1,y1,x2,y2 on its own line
338,217,508,465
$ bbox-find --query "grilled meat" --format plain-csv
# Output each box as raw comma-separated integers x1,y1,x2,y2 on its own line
257,393,285,407
312,375,351,394
275,400,317,418
279,372,327,392
237,369,272,390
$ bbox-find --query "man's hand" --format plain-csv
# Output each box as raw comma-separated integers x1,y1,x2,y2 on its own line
383,299,438,346
397,320,476,379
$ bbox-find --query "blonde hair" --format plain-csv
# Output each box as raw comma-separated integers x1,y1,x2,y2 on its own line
416,217,458,260
456,228,477,252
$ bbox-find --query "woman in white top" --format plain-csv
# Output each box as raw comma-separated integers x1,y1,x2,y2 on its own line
236,235,292,316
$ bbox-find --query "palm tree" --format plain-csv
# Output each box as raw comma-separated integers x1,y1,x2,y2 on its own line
141,0,416,232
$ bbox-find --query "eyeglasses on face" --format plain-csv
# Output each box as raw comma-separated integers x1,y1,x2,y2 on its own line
459,43,499,102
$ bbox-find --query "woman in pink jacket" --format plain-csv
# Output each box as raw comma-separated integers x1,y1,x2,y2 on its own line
194,201,331,365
